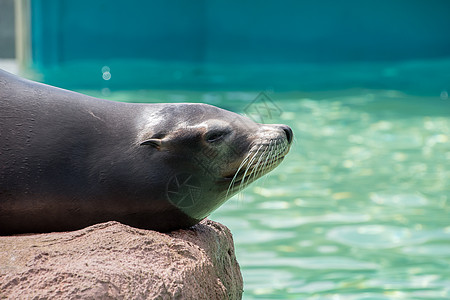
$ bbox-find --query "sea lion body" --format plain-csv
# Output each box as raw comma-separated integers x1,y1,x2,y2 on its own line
0,69,292,234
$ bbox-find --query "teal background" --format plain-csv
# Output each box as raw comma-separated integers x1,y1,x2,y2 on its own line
26,0,450,91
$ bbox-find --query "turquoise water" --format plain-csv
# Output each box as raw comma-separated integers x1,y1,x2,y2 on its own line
82,85,449,299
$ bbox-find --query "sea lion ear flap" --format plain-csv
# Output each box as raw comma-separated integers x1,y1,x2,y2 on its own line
140,138,163,149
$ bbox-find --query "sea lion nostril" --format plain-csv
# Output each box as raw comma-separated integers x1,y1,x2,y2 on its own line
280,125,293,144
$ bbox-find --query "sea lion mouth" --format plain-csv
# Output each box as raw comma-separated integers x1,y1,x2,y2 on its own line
221,137,290,196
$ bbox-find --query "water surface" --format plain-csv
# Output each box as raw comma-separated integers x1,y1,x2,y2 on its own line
82,85,450,300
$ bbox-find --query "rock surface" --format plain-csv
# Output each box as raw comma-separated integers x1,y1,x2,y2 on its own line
0,219,243,299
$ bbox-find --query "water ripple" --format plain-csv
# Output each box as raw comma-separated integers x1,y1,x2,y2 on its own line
327,225,450,249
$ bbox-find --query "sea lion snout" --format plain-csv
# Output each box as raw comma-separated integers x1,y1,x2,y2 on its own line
279,125,293,144
257,123,294,145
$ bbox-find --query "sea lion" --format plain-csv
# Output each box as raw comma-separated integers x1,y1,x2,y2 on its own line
0,69,293,234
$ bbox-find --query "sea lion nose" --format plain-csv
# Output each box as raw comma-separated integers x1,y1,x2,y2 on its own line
280,125,293,144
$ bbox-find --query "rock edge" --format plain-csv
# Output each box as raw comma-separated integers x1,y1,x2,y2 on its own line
0,219,243,299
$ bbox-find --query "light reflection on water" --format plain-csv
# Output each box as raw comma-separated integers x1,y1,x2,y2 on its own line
215,91,449,300
82,88,450,299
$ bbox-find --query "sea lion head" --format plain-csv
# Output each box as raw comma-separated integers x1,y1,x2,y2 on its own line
138,103,293,221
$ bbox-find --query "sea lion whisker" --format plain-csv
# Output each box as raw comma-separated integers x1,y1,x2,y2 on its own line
261,142,279,186
226,148,254,197
226,159,249,195
248,143,272,181
226,135,289,199
237,150,259,193
263,145,275,184
264,142,277,169
238,144,264,193
251,141,273,182
268,141,281,168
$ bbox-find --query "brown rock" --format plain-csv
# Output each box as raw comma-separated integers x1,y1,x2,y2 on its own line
0,219,243,299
